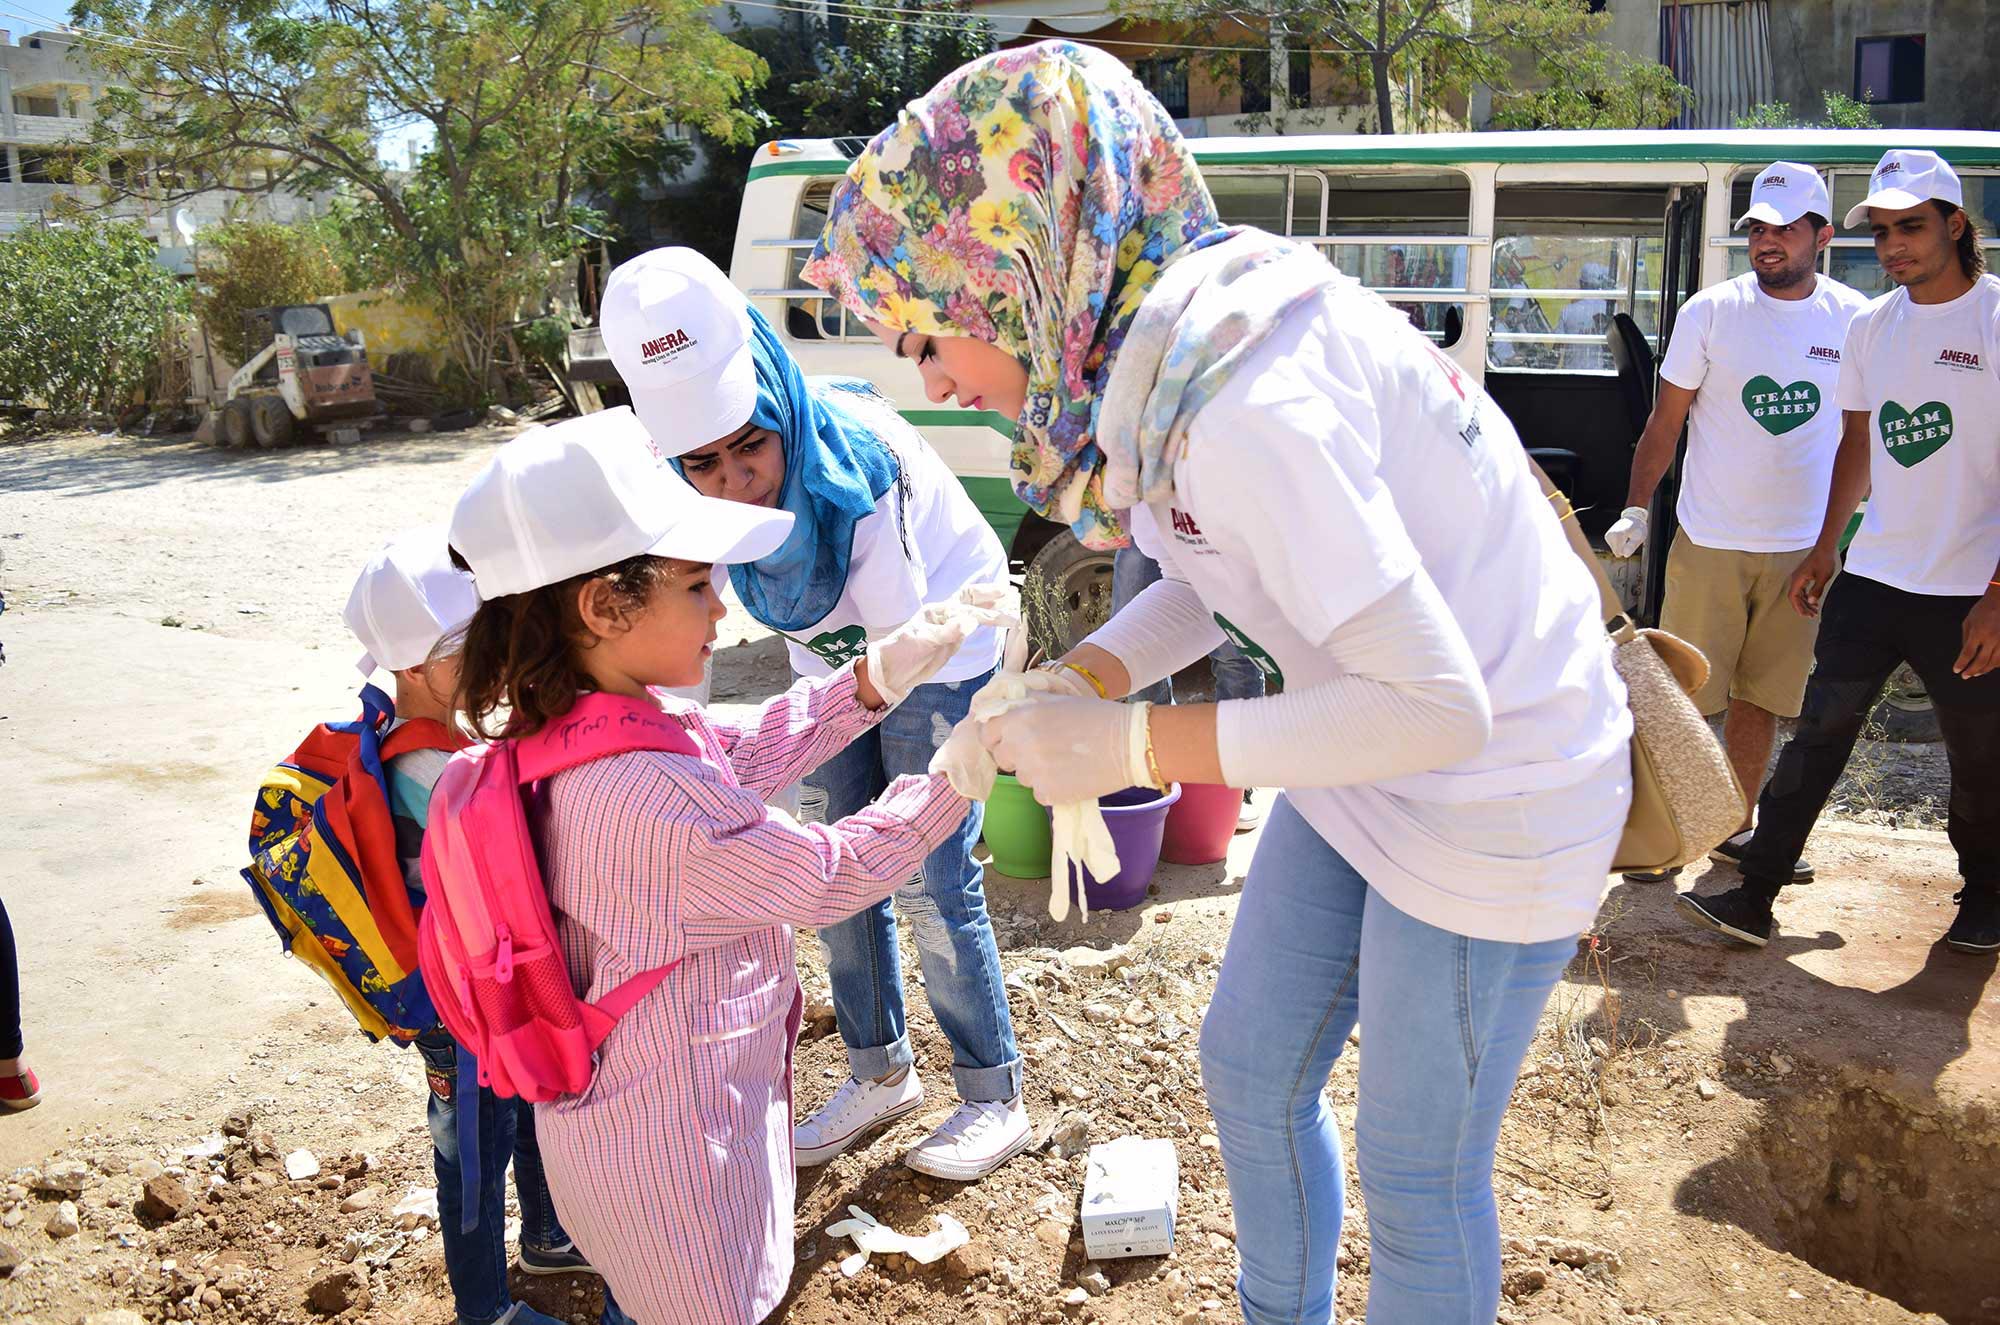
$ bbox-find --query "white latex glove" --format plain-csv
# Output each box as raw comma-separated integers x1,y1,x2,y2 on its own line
1604,506,1649,559
930,669,1092,799
865,591,1020,708
980,695,1154,807
1029,661,1101,699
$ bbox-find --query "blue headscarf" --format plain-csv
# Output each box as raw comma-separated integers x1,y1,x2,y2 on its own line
676,305,900,633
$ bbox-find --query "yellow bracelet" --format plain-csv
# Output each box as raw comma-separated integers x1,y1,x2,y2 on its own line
1138,703,1168,792
1044,659,1109,699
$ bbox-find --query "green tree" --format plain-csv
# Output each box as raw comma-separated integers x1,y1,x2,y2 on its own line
0,218,188,419
1491,39,1692,129
623,3,994,267
1113,0,1616,134
194,221,346,365
73,0,764,401
1736,92,1882,130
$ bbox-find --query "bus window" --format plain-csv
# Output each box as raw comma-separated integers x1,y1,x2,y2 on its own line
1207,170,1289,232
1828,168,2000,297
1490,186,1670,373
1723,164,1839,283
782,180,872,342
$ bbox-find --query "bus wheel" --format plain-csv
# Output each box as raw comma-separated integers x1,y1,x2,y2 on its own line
1022,532,1115,661
1870,664,1940,743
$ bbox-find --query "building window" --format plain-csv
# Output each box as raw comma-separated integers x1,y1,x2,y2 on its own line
1135,57,1189,119
17,153,52,184
1289,51,1311,105
1239,50,1271,115
1855,34,1924,104
0,152,10,184
1588,0,1607,12
12,94,60,117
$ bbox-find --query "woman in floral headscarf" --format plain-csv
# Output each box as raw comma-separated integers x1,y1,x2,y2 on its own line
806,40,1635,1325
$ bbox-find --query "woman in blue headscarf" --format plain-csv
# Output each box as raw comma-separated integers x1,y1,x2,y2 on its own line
600,247,1032,1184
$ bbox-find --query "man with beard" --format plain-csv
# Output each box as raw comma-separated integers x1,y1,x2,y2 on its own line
1679,149,2000,954
1608,163,1869,884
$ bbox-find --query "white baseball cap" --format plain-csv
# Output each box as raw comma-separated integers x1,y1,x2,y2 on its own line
1843,149,1963,228
343,526,481,677
1735,161,1831,229
601,247,759,458
448,407,792,598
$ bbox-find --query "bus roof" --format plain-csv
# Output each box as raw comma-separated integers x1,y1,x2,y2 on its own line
746,128,2000,182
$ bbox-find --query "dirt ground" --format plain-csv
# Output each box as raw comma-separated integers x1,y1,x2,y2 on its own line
2,427,1996,1325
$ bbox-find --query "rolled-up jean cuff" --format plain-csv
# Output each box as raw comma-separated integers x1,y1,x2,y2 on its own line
953,1056,1024,1104
845,1032,916,1084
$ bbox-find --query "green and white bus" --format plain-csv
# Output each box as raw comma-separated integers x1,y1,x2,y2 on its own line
728,127,2000,637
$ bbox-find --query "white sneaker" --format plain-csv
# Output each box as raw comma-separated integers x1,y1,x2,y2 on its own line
794,1072,925,1168
904,1097,1034,1181
1236,789,1263,833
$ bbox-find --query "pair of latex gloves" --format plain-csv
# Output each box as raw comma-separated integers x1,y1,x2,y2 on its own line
930,664,1155,807
861,584,1019,709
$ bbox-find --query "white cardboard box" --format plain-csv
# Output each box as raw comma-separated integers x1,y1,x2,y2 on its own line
1080,1136,1178,1260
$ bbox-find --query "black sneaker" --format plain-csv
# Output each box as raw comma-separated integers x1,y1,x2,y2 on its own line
518,1239,599,1277
1708,831,1815,883
1944,889,2000,955
1674,884,1775,948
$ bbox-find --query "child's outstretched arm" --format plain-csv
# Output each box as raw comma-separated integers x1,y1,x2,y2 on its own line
704,665,885,801
677,772,969,929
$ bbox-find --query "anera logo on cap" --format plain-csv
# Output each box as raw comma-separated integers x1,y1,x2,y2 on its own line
1877,160,1903,179
640,328,695,364
1765,175,1789,188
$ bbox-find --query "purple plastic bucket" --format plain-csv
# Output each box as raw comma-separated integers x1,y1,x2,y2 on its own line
1066,784,1182,913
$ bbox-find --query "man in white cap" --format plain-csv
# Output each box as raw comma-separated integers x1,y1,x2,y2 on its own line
343,529,591,1323
1679,148,2000,956
1608,162,1870,882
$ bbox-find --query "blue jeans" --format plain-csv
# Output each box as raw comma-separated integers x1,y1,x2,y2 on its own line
1112,545,1267,705
415,1030,571,1325
806,669,1022,1102
1198,798,1577,1324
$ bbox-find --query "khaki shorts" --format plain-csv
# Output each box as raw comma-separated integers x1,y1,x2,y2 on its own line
1659,530,1823,719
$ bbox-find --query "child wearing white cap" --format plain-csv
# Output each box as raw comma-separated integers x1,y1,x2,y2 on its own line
599,248,1033,1185
1679,148,2000,957
342,530,582,1325
1608,162,1869,884
444,407,990,1325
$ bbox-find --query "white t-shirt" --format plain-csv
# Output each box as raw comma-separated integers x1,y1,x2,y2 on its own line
1834,275,2000,597
1126,276,1633,945
1659,273,1871,552
779,398,1006,683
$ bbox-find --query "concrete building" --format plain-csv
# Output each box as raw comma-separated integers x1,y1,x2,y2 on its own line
1591,0,1997,131
0,28,321,263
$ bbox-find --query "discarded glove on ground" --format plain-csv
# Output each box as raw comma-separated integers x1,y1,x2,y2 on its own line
824,1204,970,1277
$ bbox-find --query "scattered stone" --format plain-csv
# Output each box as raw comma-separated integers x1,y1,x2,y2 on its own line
95,1155,128,1176
391,1187,439,1230
1033,1220,1070,1249
1063,1286,1090,1307
307,1265,370,1315
33,1160,92,1197
1119,1003,1156,1028
1082,1003,1118,1024
1503,1265,1548,1299
1078,1267,1111,1296
221,1108,255,1137
1199,1134,1220,1151
180,1135,227,1161
1062,945,1133,973
45,1200,79,1239
1047,1110,1092,1160
1696,1078,1720,1101
945,1242,995,1279
339,1185,385,1213
1769,1052,1795,1077
138,1175,195,1223
284,1150,320,1181
82,1312,148,1325
1534,1236,1622,1273
130,1160,166,1182
0,1238,20,1278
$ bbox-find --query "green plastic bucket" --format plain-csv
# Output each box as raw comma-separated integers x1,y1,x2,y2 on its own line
982,773,1053,879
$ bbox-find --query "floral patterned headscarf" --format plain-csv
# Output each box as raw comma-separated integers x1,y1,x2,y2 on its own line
801,40,1223,548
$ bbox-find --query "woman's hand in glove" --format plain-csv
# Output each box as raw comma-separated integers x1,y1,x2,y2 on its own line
979,695,1153,806
859,588,1019,710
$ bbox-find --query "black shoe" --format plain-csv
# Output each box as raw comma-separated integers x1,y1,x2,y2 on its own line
1674,884,1775,948
1708,832,1815,883
518,1239,599,1277
1944,889,2000,955
1622,866,1682,884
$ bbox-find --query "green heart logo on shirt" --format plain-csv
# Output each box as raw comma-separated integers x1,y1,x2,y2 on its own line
1214,613,1283,688
1878,400,1954,468
802,624,868,666
1740,377,1820,436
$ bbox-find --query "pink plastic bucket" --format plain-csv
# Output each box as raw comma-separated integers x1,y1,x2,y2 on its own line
1160,782,1241,865
1066,784,1182,912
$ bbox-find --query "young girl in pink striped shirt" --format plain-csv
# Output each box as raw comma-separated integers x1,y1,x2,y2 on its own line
444,410,981,1325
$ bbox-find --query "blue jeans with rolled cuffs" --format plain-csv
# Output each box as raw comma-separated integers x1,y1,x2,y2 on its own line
1198,797,1578,1325
805,667,1023,1102
1111,544,1268,705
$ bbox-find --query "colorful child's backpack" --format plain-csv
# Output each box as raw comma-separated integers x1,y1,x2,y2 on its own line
417,690,701,1102
243,685,465,1043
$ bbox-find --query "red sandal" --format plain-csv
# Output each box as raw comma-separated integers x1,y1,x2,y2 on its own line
0,1065,41,1111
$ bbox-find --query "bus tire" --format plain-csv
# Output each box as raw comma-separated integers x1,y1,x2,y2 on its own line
1022,532,1116,662
1869,664,1941,744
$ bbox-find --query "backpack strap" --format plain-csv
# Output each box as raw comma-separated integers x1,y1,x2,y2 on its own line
577,962,683,1051
380,716,465,762
514,691,701,785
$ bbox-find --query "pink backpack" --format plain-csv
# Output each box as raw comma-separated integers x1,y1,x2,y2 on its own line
417,691,705,1102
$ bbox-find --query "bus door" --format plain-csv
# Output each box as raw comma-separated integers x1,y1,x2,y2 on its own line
1638,185,1709,624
